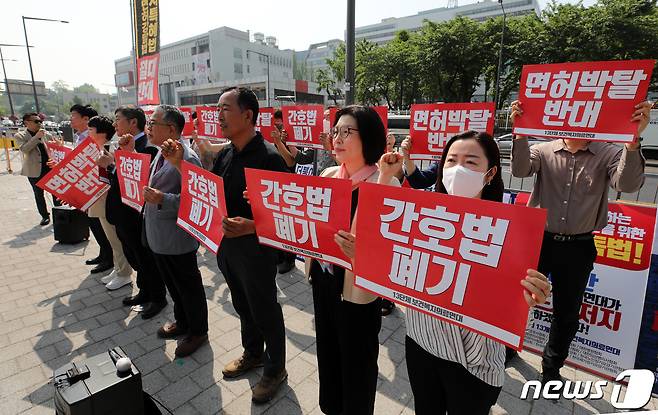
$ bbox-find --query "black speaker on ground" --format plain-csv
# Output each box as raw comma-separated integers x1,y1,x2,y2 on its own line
52,206,89,244
53,346,148,415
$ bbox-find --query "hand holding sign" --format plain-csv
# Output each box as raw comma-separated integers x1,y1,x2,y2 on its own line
521,269,551,307
161,139,183,170
222,217,255,238
96,151,114,169
334,230,356,259
144,186,164,204
632,100,652,137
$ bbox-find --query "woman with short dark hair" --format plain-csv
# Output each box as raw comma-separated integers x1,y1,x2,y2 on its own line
305,105,399,414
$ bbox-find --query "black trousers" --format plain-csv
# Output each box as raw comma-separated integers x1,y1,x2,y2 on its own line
27,176,60,218
310,261,382,415
88,217,113,262
538,234,597,374
406,336,502,415
217,235,286,377
152,250,207,336
116,222,166,303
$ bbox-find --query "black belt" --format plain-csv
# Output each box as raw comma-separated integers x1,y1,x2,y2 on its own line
544,231,593,242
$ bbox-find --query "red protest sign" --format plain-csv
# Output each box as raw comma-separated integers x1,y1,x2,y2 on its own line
115,150,151,212
283,105,324,149
372,105,388,135
180,107,195,138
593,203,655,271
45,142,72,165
37,138,110,210
353,183,547,349
409,103,496,160
256,107,276,143
196,105,227,144
513,60,655,142
177,160,227,253
137,54,160,106
245,168,353,269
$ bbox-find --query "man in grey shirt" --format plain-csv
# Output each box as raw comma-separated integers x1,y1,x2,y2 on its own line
510,99,651,386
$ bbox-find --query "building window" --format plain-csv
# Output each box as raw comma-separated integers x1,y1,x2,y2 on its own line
191,46,197,55
233,47,242,59
234,63,243,74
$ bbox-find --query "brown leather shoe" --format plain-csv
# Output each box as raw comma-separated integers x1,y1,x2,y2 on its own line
156,322,188,339
222,352,264,379
175,334,208,357
252,369,288,404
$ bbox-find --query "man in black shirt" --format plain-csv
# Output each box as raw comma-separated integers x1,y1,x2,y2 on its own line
212,87,289,404
15,113,61,225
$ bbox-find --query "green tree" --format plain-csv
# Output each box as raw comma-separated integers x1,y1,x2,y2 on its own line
315,68,341,105
73,83,99,94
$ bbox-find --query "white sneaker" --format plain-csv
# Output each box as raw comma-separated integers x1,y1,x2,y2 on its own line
101,270,118,284
105,275,132,291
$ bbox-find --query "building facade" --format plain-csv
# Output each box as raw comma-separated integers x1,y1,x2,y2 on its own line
115,26,326,108
355,0,541,45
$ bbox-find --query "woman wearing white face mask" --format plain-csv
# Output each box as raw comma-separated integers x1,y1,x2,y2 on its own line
380,130,552,415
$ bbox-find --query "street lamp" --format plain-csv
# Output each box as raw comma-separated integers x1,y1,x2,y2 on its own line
345,0,356,105
493,0,507,110
247,50,270,107
0,43,31,118
0,47,19,117
22,16,69,114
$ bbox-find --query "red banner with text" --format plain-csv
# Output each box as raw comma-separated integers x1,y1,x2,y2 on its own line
115,150,151,212
283,105,324,149
245,168,353,269
353,183,547,349
37,138,109,210
409,102,496,160
177,160,227,253
513,59,654,142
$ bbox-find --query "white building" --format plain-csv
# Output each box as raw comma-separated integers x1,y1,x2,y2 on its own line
115,26,326,108
62,91,118,115
355,0,540,45
295,39,344,81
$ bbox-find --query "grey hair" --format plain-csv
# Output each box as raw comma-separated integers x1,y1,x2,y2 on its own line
157,105,185,135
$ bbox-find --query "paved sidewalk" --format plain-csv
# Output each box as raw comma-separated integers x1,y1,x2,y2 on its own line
0,152,655,414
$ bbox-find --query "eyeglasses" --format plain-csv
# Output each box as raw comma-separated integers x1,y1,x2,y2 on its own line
147,120,172,128
331,126,359,140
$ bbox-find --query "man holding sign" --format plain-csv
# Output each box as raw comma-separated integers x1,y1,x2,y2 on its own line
142,105,208,358
210,87,289,404
510,61,651,388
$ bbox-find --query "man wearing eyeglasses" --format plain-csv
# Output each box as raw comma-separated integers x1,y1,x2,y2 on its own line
15,113,61,225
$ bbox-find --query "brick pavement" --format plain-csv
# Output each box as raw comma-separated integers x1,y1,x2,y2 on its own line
0,152,656,414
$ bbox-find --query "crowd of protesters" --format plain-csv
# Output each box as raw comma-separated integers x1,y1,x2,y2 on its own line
13,85,651,413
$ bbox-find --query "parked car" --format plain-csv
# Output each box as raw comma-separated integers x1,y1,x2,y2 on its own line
495,133,550,158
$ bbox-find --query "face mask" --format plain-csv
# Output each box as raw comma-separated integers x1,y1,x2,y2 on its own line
442,165,489,198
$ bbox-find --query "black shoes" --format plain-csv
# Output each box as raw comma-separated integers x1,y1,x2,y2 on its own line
141,301,167,320
277,259,296,274
39,216,50,226
90,262,113,274
86,256,103,265
123,293,149,306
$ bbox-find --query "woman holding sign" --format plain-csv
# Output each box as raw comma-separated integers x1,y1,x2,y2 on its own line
377,130,552,415
305,105,400,415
